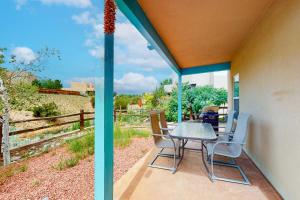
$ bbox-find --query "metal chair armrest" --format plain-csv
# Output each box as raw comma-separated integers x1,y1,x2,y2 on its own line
151,134,177,147
160,128,174,131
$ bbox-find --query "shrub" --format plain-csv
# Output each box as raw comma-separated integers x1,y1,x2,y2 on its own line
32,79,63,89
55,157,79,170
90,96,95,108
68,132,94,158
32,102,60,117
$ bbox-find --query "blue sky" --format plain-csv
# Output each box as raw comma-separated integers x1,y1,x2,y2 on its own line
0,0,173,94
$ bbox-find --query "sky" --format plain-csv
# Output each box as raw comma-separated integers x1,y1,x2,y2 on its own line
0,0,174,94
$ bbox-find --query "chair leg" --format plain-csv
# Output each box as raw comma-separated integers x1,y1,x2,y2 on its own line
148,147,182,173
210,154,250,185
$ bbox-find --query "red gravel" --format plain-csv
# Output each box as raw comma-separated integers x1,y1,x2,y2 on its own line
114,137,153,182
0,137,153,200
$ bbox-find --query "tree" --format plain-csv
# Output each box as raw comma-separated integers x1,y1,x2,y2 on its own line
0,47,60,165
165,84,228,122
114,95,141,110
32,78,63,89
160,78,172,86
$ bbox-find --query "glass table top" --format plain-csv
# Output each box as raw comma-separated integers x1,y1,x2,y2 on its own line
170,122,217,141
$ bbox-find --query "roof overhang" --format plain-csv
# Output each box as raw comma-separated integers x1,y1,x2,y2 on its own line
116,0,274,75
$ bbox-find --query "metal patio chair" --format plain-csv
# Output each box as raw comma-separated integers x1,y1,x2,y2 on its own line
148,111,181,173
215,110,236,141
205,113,251,185
159,110,177,134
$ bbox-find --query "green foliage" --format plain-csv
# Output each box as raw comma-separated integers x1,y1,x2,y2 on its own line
90,95,95,108
114,125,150,148
151,86,165,107
114,94,141,110
0,47,61,112
55,132,94,170
68,132,94,157
0,48,6,65
32,102,60,117
32,79,63,89
8,82,39,110
160,78,172,86
70,120,92,131
55,157,79,170
166,84,228,122
117,113,148,125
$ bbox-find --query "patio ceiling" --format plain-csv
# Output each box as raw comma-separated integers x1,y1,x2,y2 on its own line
116,0,275,74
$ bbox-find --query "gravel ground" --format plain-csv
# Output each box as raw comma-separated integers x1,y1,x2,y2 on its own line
0,137,153,200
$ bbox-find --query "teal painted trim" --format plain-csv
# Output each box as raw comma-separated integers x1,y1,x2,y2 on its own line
181,62,231,75
177,74,182,123
115,0,181,75
95,34,114,200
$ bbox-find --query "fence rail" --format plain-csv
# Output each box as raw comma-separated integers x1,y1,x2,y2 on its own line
9,110,95,136
38,88,81,96
0,110,95,163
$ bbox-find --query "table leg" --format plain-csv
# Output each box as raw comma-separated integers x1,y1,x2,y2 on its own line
201,141,212,181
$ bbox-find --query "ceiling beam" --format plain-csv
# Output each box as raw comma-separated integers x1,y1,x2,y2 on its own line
181,62,231,75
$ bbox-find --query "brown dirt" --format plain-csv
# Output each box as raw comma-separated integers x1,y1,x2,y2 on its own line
0,137,153,200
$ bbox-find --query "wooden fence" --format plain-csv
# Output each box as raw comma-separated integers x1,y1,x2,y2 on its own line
0,110,94,162
38,88,81,96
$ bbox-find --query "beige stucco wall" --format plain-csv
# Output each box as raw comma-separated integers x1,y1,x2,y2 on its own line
231,0,300,199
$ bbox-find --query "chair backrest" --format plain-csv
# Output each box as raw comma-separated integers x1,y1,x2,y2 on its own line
159,111,169,135
225,110,236,133
232,113,251,144
149,111,162,144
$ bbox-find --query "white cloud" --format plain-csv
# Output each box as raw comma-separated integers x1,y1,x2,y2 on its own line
15,0,27,10
40,0,92,8
67,72,158,94
114,73,158,94
11,47,37,64
114,22,168,71
72,11,95,25
89,45,104,59
71,11,167,71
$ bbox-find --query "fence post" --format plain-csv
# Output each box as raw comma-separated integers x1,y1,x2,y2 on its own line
80,109,84,131
114,109,116,122
0,117,2,162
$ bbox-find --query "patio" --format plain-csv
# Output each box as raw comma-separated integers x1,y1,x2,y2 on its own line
99,0,300,199
115,144,282,200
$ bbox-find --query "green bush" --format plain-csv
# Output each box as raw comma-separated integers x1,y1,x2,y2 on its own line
32,79,63,89
32,102,60,117
68,132,94,158
166,84,228,122
115,95,141,110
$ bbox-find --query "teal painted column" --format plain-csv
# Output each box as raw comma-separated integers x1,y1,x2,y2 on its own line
95,34,114,200
177,74,182,123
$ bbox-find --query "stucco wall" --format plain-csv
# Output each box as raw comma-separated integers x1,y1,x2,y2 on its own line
231,0,300,199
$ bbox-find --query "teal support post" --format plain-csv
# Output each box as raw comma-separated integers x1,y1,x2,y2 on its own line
95,34,114,200
178,74,182,123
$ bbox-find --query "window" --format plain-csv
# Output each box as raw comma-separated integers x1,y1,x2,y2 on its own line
233,74,239,117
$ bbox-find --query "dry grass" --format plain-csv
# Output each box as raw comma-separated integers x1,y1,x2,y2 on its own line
0,163,28,185
38,94,94,114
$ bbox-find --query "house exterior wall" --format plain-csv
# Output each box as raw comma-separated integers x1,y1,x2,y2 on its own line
230,0,300,199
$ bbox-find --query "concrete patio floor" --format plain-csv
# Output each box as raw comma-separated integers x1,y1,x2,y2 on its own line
114,141,282,200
